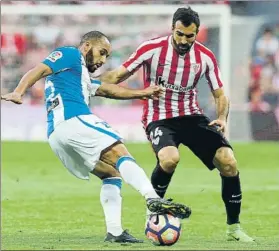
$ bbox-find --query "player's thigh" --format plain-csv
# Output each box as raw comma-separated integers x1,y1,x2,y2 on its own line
99,125,181,168
50,143,120,180
185,116,232,170
48,132,91,179
146,120,181,160
58,114,122,174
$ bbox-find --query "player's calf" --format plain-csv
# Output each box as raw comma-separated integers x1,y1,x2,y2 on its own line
151,146,179,198
100,143,191,219
101,143,159,199
214,147,242,226
101,177,124,237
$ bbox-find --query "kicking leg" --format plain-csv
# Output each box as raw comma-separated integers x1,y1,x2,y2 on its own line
100,142,191,219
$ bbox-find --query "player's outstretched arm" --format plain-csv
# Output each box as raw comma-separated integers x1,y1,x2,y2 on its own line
100,66,133,85
95,83,163,100
1,63,52,104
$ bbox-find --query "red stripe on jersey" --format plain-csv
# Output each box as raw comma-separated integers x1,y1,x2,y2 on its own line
178,53,191,116
142,57,153,128
196,43,223,88
191,46,203,114
181,53,191,87
165,50,179,119
193,45,202,88
123,40,166,71
152,40,168,121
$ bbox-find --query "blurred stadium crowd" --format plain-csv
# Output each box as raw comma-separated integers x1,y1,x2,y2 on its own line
2,0,229,5
1,0,213,106
1,0,278,112
249,25,279,113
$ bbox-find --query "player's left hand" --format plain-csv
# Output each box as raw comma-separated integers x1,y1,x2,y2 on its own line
142,86,164,100
208,119,227,134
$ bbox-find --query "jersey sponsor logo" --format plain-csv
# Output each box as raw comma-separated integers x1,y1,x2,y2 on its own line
47,97,60,113
46,51,63,62
157,76,194,92
150,127,163,145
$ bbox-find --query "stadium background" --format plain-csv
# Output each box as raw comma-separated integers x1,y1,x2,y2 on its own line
2,0,279,142
1,1,279,250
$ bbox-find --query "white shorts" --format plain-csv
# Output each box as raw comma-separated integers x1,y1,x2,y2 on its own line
48,114,122,180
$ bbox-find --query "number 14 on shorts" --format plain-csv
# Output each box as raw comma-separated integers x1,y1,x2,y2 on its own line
150,127,163,145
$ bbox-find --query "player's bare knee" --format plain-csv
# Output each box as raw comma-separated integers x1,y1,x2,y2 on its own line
214,147,238,177
101,142,131,166
158,147,180,173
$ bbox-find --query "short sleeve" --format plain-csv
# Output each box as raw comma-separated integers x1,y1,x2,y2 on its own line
42,47,80,73
122,41,157,73
204,51,223,91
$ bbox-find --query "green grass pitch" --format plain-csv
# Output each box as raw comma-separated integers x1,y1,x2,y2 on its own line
1,141,279,250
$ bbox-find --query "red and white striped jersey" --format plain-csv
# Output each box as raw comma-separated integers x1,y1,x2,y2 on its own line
122,35,223,128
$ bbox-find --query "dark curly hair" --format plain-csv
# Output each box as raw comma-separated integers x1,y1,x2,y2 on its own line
172,7,200,31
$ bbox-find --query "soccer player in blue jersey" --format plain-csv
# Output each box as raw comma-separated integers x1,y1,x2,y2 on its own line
2,31,191,243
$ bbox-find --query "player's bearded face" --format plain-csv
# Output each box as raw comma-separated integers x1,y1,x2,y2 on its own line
172,21,198,55
85,39,111,73
173,39,193,55
85,48,95,73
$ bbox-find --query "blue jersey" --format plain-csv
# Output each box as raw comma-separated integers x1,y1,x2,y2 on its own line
42,46,101,137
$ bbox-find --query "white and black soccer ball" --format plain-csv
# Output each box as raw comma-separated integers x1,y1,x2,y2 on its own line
145,214,181,246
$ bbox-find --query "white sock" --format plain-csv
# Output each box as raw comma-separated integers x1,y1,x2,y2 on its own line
100,178,123,236
116,156,159,199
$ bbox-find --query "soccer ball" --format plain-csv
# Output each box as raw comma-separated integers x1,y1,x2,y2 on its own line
145,214,181,246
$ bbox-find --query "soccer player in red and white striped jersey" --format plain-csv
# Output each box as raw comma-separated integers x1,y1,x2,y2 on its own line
101,7,254,242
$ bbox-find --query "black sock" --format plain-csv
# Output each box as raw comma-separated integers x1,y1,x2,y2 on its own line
221,172,242,225
151,162,174,198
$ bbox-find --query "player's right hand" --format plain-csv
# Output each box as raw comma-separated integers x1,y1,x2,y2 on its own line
142,86,164,100
1,92,23,104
